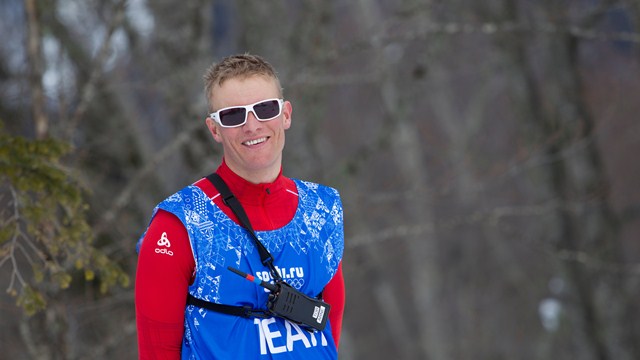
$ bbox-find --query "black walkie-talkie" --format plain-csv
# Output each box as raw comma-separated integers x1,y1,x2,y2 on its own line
228,266,331,331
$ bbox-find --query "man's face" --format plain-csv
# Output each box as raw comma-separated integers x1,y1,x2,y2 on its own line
206,75,292,183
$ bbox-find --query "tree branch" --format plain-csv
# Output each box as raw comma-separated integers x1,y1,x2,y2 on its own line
94,120,203,235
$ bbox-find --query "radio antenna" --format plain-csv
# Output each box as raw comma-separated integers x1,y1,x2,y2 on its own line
227,266,278,292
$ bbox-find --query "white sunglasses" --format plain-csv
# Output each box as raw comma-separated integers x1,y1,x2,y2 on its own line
210,98,284,128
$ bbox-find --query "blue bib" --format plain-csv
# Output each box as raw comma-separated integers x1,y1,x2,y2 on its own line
139,179,344,359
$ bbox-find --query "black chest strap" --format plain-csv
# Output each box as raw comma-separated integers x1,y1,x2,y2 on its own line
186,294,270,318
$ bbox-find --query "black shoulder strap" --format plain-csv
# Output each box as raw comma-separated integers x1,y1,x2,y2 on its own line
205,173,282,282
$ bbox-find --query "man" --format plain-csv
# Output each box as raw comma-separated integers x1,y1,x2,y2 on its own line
135,54,345,359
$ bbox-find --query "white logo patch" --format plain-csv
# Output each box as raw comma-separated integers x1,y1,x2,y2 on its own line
155,232,174,256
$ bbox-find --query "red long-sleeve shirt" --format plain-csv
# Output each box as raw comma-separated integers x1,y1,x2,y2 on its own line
135,162,345,359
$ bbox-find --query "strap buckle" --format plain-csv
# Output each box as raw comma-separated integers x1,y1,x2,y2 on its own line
242,305,271,319
221,194,234,206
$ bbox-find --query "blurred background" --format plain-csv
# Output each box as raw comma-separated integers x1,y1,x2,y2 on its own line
1,0,640,359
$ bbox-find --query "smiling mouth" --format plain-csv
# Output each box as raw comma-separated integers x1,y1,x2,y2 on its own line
243,137,268,146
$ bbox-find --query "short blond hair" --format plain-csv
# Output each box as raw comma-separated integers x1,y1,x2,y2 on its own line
203,54,282,111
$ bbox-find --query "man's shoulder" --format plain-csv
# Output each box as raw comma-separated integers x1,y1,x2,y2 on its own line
292,179,341,199
157,182,209,206
193,177,219,198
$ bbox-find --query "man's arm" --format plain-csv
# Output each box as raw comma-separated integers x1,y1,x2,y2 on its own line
135,210,195,359
323,262,345,348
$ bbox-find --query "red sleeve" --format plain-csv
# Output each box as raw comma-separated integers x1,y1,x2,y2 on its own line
135,209,195,360
323,262,345,348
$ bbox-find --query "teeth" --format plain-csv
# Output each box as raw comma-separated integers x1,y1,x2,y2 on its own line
244,137,267,146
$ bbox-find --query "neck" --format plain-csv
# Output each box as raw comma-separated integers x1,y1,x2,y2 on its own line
224,160,281,184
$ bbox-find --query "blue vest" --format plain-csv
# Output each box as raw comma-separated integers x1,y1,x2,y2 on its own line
139,179,344,359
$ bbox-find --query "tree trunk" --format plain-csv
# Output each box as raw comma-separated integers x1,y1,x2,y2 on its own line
24,0,47,139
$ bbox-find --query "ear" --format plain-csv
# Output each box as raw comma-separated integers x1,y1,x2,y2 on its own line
282,101,292,130
206,117,223,143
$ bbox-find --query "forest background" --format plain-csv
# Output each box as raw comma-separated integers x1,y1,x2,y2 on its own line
1,0,640,359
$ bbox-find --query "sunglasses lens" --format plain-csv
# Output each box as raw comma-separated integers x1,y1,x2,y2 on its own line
219,107,247,127
253,100,281,120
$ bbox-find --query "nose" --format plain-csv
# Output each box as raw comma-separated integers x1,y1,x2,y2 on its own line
243,109,262,131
